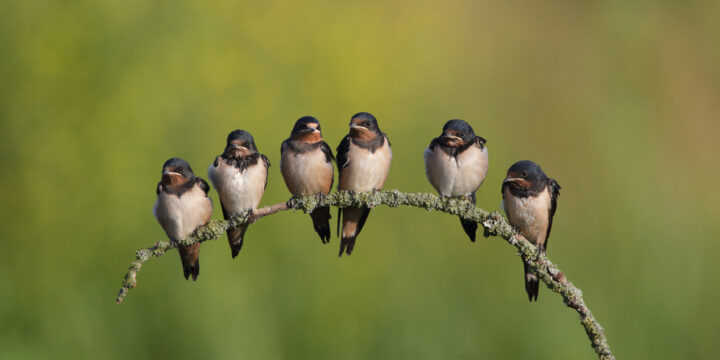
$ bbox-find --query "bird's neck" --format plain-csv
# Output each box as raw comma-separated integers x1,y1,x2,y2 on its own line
293,132,323,144
222,152,260,170
162,173,191,187
437,138,474,158
350,132,384,152
161,176,195,195
350,127,378,143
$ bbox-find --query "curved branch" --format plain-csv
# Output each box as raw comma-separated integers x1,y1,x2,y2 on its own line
115,190,614,360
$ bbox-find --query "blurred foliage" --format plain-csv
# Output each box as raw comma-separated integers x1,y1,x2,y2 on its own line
1,0,719,359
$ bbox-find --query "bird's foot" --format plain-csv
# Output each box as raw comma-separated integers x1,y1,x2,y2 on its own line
247,209,257,223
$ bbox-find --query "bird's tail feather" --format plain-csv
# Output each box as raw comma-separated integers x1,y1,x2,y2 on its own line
339,235,357,257
459,216,477,242
524,261,539,302
310,206,331,244
179,243,201,281
338,207,371,257
227,224,248,259
336,207,342,237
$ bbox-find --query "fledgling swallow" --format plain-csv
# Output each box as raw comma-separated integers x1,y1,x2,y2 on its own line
336,112,392,256
501,160,561,301
424,119,488,242
153,158,213,281
208,130,270,258
280,116,335,243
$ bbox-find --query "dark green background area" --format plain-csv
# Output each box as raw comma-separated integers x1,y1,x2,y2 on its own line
1,1,718,359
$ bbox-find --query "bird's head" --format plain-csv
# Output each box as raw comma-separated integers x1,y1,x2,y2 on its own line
224,130,258,158
440,119,476,148
290,116,323,143
161,157,194,186
503,160,547,193
349,112,381,141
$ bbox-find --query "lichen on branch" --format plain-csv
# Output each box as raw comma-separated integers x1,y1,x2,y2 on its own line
115,190,614,360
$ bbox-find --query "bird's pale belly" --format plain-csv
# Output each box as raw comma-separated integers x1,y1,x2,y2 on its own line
425,145,488,196
209,161,266,214
340,141,391,192
281,150,333,195
154,187,212,241
503,188,550,245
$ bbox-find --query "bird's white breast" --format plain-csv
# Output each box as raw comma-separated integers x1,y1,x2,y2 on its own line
208,157,267,214
280,145,333,195
153,185,213,241
424,144,488,197
502,186,551,245
339,138,392,192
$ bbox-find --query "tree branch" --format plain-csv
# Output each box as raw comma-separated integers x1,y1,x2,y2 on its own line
115,190,614,360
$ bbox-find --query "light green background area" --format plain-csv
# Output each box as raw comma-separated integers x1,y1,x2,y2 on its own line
1,1,719,359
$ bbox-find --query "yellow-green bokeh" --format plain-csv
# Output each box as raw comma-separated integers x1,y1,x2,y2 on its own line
1,0,719,358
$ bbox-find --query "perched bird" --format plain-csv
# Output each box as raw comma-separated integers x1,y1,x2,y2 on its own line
501,160,561,301
280,116,335,243
153,158,213,281
424,119,488,242
208,130,270,258
336,112,392,256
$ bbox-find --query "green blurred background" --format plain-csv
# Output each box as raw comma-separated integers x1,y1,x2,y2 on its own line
1,0,718,358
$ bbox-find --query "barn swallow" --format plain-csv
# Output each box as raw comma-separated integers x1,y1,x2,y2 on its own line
424,119,488,242
153,158,213,281
336,112,392,256
208,130,270,258
501,160,561,301
280,116,335,243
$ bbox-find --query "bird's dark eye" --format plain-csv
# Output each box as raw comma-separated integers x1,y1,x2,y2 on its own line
458,132,465,138
364,121,371,127
520,170,529,177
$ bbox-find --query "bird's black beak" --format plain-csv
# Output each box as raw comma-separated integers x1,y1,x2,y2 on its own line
442,134,462,146
162,170,184,184
442,134,462,141
503,177,523,184
504,177,531,189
